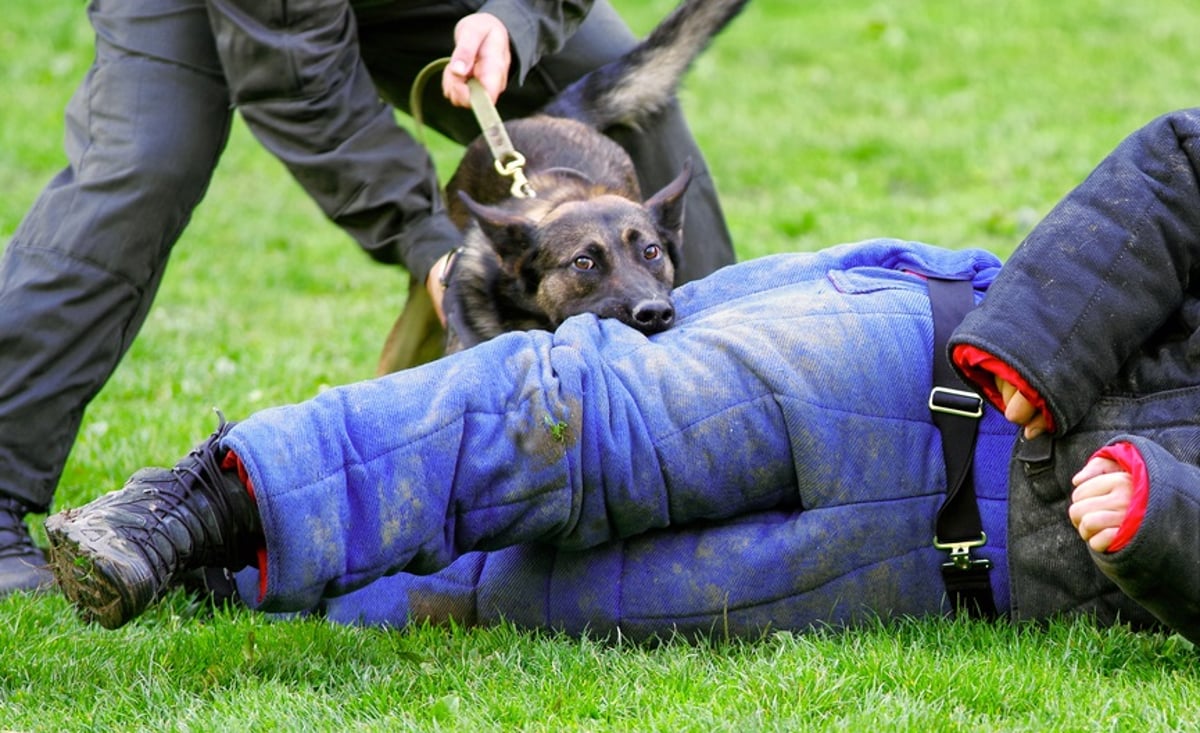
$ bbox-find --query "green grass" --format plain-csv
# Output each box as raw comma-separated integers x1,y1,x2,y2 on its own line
4,0,1200,728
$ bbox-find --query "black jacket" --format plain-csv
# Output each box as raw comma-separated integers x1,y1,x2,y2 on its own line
952,108,1200,641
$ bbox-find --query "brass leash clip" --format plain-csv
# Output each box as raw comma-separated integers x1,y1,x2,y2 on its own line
406,59,537,199
494,152,536,199
470,79,536,199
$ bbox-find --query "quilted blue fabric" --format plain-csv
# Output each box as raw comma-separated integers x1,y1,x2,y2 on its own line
223,239,1016,638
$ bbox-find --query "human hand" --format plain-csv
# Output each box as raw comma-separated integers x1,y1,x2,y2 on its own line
1068,455,1133,553
442,13,511,108
425,251,453,326
995,376,1049,440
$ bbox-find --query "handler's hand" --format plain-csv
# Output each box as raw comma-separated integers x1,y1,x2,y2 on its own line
996,376,1049,440
425,251,453,326
443,13,511,108
1068,455,1133,553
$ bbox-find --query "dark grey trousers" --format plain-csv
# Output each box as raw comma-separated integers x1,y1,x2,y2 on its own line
0,0,734,510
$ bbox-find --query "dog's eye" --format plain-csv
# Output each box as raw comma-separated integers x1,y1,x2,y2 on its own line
643,244,663,261
573,256,596,271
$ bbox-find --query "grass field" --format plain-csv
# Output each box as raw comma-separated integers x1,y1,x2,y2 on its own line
4,0,1200,729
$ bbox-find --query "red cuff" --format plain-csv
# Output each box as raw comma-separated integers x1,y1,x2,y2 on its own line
222,450,268,602
1091,442,1149,553
950,344,1056,433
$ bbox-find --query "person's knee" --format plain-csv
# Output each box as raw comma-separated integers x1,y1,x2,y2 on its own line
73,55,229,196
109,145,211,207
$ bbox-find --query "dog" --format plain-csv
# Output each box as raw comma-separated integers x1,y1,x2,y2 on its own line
378,0,749,373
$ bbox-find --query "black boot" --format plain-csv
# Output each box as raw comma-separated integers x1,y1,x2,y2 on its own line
176,566,244,609
45,421,261,629
0,496,54,595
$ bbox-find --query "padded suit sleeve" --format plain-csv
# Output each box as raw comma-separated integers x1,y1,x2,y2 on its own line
1088,435,1200,644
951,109,1200,434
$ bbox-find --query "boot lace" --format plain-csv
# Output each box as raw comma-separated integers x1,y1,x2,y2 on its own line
144,415,254,575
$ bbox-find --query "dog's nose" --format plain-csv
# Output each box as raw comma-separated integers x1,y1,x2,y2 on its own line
631,300,675,334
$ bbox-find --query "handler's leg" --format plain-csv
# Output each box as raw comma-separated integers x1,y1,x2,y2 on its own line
0,0,231,594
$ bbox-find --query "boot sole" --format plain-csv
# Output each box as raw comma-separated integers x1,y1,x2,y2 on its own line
44,513,152,630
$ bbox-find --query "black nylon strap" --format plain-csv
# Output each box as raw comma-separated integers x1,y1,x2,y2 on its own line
927,277,997,619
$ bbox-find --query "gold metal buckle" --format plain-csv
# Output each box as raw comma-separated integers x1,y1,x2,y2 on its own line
933,532,992,571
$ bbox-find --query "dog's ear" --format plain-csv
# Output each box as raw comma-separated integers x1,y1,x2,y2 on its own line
457,191,537,261
644,159,692,237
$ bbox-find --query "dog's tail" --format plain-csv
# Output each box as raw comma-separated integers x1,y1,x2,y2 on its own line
540,0,750,130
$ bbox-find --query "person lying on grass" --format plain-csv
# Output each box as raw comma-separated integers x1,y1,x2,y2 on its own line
44,108,1200,645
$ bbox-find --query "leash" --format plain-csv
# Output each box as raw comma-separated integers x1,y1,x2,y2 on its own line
409,58,536,199
927,277,997,620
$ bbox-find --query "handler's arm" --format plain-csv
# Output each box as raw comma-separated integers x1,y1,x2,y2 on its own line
439,0,595,106
205,0,462,282
478,0,594,81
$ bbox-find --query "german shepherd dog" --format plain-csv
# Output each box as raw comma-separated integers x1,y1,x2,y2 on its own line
378,0,749,373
